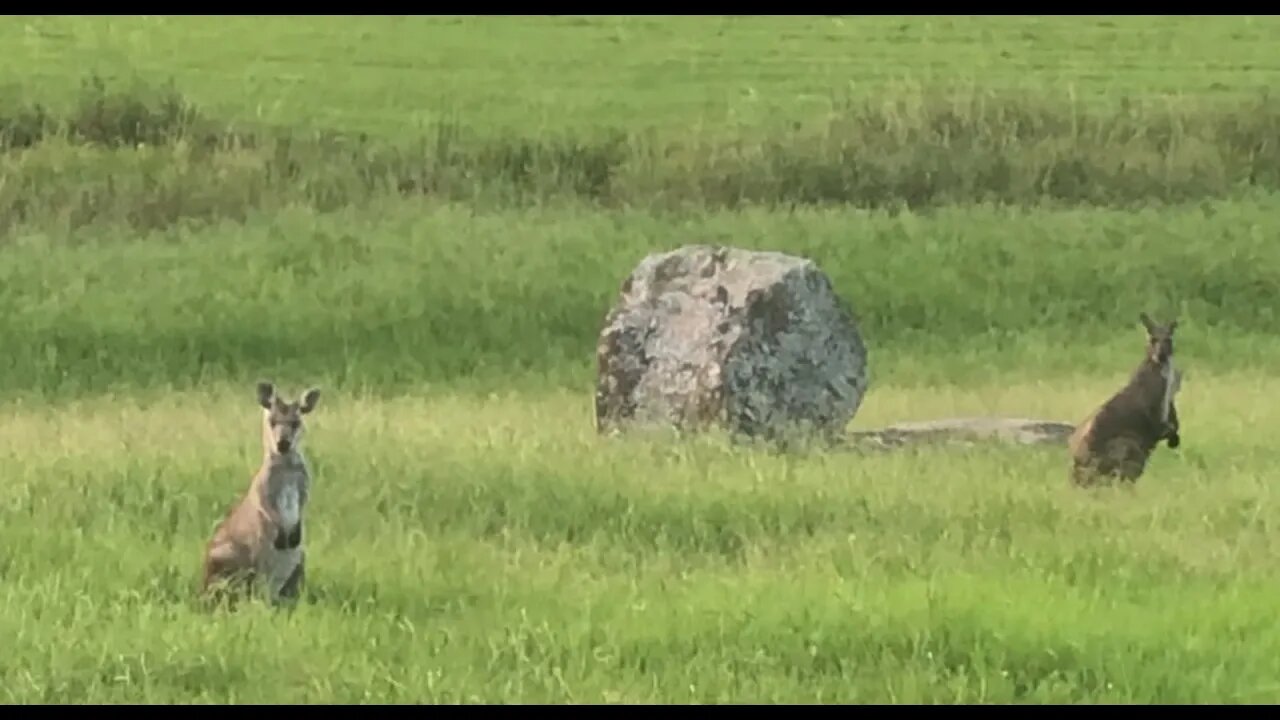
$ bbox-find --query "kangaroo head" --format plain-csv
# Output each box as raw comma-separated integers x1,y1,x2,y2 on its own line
1138,312,1177,365
256,381,321,457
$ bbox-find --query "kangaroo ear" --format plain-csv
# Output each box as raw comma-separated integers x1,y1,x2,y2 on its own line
1138,312,1155,333
299,387,321,414
256,381,276,410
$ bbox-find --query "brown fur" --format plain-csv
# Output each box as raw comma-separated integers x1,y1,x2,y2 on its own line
200,381,320,608
1068,313,1181,488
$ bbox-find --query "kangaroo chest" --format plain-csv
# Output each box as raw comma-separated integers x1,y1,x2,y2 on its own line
277,484,302,531
258,465,308,600
265,464,309,532
1159,361,1180,425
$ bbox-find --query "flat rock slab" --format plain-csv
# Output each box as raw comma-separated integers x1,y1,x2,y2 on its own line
595,244,869,442
846,417,1077,450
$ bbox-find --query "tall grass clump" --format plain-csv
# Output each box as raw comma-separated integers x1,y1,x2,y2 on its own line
4,76,1280,236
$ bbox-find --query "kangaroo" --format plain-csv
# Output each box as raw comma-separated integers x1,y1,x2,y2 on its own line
1068,313,1181,488
201,381,321,606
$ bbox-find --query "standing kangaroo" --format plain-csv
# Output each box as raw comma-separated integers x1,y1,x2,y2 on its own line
201,381,321,606
1068,313,1181,488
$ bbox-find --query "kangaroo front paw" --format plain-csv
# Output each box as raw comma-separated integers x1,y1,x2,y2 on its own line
274,521,302,550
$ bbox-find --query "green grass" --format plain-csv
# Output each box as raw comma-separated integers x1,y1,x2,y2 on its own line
6,16,1280,230
5,16,1279,136
3,15,1280,704
2,379,1278,703
0,199,1275,400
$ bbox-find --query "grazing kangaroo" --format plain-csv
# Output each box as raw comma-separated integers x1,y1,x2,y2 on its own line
201,381,321,606
1068,313,1181,488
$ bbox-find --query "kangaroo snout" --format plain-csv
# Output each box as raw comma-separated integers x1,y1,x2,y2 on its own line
276,438,292,453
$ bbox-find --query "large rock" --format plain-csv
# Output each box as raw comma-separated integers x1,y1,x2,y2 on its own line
594,244,869,441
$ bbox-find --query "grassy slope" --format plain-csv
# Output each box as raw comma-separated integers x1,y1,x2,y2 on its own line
3,16,1279,703
3,380,1278,703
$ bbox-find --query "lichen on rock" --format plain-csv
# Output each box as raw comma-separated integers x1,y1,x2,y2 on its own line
594,244,869,443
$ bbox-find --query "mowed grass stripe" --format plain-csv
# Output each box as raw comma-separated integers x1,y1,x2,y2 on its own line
3,16,1280,137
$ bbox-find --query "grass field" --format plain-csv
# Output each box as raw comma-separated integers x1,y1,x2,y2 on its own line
3,16,1280,703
